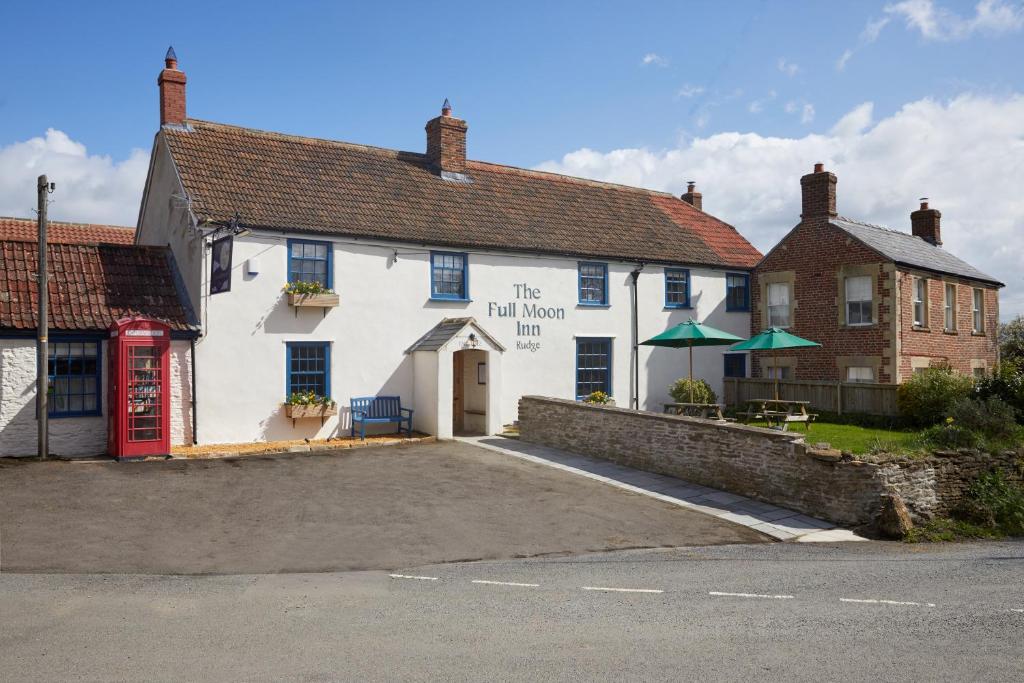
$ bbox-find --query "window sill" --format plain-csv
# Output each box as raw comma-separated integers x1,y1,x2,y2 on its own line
971,331,986,337
49,411,102,420
664,304,692,311
843,323,876,329
943,329,959,335
429,297,472,303
911,325,930,332
577,303,610,309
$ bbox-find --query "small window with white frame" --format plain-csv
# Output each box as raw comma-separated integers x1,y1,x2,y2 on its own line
845,275,872,325
846,366,874,383
913,277,927,327
972,288,984,333
944,283,957,331
764,365,791,380
766,282,790,328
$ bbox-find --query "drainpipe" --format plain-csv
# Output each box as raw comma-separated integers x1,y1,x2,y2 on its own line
630,265,644,409
190,337,198,444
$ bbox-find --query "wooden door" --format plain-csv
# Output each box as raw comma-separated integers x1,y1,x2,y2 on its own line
453,352,465,433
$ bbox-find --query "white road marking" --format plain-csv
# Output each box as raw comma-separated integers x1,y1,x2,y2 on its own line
389,574,439,581
840,597,935,607
471,580,540,588
709,591,795,600
582,586,664,594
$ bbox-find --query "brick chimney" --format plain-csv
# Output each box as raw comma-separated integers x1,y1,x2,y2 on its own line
911,198,942,246
425,99,468,177
158,46,187,127
681,181,702,211
800,162,837,220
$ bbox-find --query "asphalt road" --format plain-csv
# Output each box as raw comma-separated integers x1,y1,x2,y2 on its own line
0,441,762,573
2,541,1022,682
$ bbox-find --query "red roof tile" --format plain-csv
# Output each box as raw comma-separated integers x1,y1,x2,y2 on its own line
0,217,135,245
162,120,761,269
0,241,196,332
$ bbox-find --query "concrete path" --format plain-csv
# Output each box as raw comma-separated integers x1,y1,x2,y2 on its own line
462,436,867,542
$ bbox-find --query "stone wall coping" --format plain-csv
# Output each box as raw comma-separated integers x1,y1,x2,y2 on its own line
521,396,805,444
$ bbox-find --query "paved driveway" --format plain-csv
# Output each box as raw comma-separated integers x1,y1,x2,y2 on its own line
0,441,765,574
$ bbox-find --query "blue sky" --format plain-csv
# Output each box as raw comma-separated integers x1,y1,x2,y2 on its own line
1,0,1023,316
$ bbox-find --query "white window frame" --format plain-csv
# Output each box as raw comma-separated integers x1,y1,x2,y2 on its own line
845,275,873,326
767,283,791,328
764,365,791,380
913,277,927,327
972,288,984,333
944,283,957,331
846,366,874,383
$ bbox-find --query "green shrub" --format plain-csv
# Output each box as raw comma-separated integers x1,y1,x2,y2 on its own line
950,397,1019,439
905,517,1001,543
973,362,1024,422
964,470,1024,536
669,378,717,404
897,367,974,427
918,422,982,450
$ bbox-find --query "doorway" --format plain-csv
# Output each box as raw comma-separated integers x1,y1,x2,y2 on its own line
453,349,487,436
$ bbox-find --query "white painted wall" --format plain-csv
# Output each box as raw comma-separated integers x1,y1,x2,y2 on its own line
169,230,750,445
0,338,192,457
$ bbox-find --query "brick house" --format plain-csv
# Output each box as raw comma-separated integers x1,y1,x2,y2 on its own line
750,164,1003,384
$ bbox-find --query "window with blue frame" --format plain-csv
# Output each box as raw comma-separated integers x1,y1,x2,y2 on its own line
576,338,612,399
665,269,691,308
48,340,101,417
723,353,747,379
578,262,608,305
288,239,332,288
726,273,750,311
430,251,468,300
286,342,331,399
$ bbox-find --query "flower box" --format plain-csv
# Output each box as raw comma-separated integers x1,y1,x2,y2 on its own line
284,404,338,419
288,292,340,308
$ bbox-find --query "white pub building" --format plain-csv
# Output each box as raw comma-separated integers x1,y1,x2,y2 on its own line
132,50,761,444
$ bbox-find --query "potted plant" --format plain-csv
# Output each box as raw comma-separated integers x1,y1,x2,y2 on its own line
284,391,338,420
284,281,340,309
583,390,615,406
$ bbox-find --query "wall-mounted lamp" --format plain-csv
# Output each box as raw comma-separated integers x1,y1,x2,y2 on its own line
466,332,479,349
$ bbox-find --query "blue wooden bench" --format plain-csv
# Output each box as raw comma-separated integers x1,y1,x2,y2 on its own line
350,396,414,439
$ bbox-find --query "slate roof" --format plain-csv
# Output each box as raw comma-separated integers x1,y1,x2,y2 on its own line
0,240,198,332
0,216,135,245
831,218,1002,286
405,317,505,354
162,119,762,269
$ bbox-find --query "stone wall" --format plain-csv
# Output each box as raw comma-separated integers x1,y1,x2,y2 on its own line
518,396,1022,527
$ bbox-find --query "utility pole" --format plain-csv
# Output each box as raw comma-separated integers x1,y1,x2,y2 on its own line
37,175,52,460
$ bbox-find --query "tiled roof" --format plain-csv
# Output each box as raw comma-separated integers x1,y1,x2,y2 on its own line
831,218,1002,286
0,241,198,332
162,120,761,269
0,216,135,245
405,317,506,354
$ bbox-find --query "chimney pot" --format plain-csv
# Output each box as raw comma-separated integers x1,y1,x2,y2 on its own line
441,98,452,117
158,47,187,126
681,181,702,211
800,164,837,219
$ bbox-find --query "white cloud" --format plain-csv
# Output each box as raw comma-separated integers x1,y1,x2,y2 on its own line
777,58,799,77
535,94,1024,318
0,129,148,226
675,84,705,99
748,90,777,114
885,0,1024,41
836,49,855,71
642,53,669,67
837,15,893,71
784,101,799,114
800,103,816,124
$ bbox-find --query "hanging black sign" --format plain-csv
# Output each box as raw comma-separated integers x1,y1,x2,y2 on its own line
210,235,233,294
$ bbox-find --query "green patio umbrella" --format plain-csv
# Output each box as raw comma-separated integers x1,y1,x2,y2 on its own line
641,319,746,403
729,327,821,400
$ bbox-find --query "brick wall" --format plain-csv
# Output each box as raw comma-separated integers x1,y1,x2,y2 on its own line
752,219,893,382
518,396,1023,527
895,269,1000,380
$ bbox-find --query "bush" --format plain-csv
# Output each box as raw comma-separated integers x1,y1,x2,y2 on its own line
583,391,613,405
950,397,1019,439
963,470,1024,536
973,362,1024,422
669,378,717,404
918,421,982,450
897,367,973,427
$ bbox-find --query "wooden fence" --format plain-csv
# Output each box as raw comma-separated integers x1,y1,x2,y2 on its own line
722,377,899,416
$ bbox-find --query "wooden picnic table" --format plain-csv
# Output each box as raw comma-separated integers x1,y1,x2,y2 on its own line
739,399,816,431
663,402,726,420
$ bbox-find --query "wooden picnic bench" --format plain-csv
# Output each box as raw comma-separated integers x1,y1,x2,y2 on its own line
737,399,817,431
350,396,414,439
663,402,729,421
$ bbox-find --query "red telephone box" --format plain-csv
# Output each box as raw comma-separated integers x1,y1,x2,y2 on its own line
108,317,171,460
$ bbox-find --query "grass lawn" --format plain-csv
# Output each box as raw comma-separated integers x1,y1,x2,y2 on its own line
743,419,919,455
